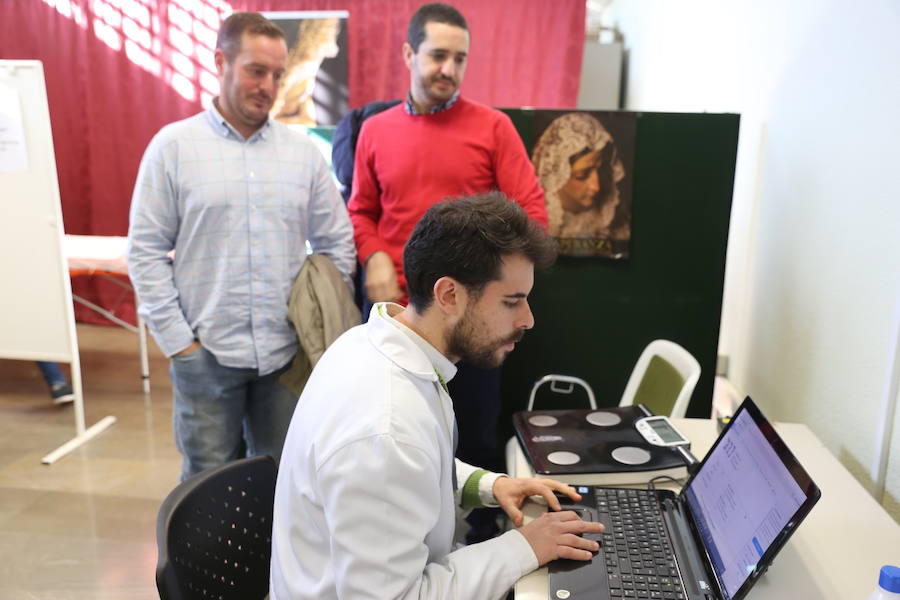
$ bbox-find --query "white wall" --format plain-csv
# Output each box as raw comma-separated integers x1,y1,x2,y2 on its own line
601,0,900,519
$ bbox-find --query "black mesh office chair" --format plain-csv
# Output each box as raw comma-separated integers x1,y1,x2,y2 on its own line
155,455,277,600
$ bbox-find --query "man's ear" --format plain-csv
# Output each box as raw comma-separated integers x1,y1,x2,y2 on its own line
214,48,227,77
402,42,414,69
433,276,467,318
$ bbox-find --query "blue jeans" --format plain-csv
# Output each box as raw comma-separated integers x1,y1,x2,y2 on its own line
36,361,67,388
169,346,297,481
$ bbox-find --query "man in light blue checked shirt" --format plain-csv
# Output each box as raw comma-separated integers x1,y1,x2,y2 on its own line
127,12,355,482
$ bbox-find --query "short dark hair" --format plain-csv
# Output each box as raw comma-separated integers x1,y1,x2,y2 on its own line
217,12,285,62
407,3,468,52
404,192,557,312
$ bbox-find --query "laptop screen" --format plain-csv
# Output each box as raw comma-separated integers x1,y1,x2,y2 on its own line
682,401,817,600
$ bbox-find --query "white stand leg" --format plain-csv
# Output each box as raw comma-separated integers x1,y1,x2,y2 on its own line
41,415,117,465
42,357,117,465
138,315,150,394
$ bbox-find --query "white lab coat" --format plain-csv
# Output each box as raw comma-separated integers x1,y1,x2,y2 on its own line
270,304,538,600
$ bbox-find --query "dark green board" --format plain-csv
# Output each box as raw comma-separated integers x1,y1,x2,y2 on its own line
497,110,740,441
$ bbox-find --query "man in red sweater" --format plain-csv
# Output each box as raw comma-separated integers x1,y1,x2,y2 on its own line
347,2,548,543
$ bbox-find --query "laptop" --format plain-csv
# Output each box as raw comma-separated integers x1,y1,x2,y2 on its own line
548,397,821,600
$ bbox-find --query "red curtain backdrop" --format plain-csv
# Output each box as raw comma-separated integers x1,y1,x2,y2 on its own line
0,0,584,325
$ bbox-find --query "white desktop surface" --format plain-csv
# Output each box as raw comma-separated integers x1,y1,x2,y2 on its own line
513,418,900,599
64,234,129,274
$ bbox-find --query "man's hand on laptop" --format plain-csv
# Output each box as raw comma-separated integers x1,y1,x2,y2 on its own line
493,477,603,564
519,510,604,564
493,476,582,526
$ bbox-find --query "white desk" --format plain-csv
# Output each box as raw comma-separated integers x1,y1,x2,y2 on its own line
512,418,900,599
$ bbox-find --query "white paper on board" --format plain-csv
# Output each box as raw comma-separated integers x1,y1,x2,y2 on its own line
0,82,29,173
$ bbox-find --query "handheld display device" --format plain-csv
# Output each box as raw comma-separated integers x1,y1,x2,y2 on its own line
635,416,690,447
635,415,697,469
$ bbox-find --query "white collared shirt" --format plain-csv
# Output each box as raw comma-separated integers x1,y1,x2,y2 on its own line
270,302,537,600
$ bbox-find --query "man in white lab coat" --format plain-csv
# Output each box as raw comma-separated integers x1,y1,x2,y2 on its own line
271,192,603,600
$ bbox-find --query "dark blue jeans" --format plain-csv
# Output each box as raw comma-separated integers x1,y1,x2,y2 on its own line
36,361,67,388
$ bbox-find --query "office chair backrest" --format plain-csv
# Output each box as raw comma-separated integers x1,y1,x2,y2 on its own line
619,339,701,418
155,455,277,600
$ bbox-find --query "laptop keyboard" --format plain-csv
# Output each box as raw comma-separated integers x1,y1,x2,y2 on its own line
596,488,685,600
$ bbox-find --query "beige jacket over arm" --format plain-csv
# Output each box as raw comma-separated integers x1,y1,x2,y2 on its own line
280,254,361,397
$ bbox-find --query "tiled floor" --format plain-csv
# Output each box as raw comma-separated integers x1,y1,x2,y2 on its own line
0,324,180,599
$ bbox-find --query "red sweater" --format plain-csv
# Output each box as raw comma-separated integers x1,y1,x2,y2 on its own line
348,97,547,299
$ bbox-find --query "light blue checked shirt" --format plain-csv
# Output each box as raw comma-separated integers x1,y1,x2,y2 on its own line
127,104,356,375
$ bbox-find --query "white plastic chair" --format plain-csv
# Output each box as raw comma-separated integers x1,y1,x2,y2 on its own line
619,339,701,418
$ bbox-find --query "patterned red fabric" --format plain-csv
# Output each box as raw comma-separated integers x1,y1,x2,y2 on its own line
0,0,584,325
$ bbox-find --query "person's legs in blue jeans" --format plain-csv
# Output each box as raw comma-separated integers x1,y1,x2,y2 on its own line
170,347,253,481
35,361,74,404
36,361,67,387
169,347,299,481
244,360,298,465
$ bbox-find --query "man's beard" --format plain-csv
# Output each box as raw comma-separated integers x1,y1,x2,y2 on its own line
445,309,524,369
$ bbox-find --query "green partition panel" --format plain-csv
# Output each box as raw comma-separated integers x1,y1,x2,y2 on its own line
498,110,739,439
306,125,335,145
305,125,336,169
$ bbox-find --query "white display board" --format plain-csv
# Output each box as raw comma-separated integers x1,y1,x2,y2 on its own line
0,60,115,463
0,60,74,362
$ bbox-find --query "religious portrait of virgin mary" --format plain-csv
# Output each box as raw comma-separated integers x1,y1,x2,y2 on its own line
532,111,635,258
